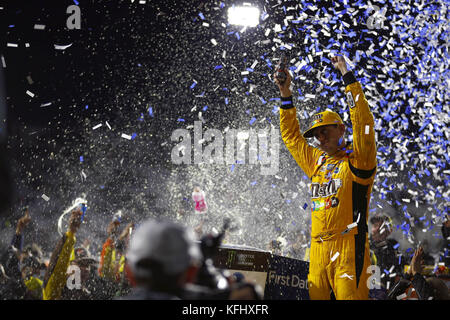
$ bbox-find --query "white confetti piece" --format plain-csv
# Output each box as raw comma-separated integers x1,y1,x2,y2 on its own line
40,102,52,107
346,222,358,229
7,43,18,48
365,125,370,135
42,194,50,201
93,123,102,130
305,94,316,99
396,293,407,300
25,43,30,48
34,24,46,30
121,133,132,140
105,121,111,130
211,39,217,46
54,43,72,50
339,273,354,280
331,251,340,262
1,55,5,68
26,90,35,97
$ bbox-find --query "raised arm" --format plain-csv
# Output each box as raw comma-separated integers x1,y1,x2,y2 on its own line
274,67,321,178
332,56,377,173
43,210,81,300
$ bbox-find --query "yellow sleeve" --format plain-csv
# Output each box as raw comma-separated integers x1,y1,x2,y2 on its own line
99,238,116,280
43,231,76,300
345,81,377,171
279,102,321,179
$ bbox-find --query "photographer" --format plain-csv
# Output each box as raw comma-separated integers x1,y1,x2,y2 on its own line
121,218,262,300
121,218,203,300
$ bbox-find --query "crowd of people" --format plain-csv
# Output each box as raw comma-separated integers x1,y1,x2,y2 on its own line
0,206,264,300
0,203,448,300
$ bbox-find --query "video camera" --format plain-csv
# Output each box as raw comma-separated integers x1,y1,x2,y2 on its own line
182,218,262,300
195,218,231,290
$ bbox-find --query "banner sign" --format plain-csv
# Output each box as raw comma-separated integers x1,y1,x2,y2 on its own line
263,254,310,300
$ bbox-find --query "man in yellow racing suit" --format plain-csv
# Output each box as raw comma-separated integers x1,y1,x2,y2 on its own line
274,55,377,300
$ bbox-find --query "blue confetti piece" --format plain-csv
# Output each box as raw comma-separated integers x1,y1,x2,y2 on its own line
80,156,84,162
190,81,197,89
220,2,225,9
303,203,308,210
8,25,15,28
177,118,185,122
198,12,205,20
100,185,105,189
225,97,229,105
203,106,208,111
214,65,223,70
85,105,88,110
73,0,79,5
251,181,257,186
249,117,256,125
393,243,400,250
131,133,137,140
148,107,154,117
272,105,279,114
230,164,235,172
235,32,240,40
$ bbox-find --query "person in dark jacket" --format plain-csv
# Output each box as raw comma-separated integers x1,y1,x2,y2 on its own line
369,214,405,299
121,219,203,300
388,246,449,300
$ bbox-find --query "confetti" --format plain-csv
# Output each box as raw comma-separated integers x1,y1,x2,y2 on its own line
54,44,73,50
92,123,102,130
121,133,132,140
41,194,50,201
331,251,340,262
34,24,46,30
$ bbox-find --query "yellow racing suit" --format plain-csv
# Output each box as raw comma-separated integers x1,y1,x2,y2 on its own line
279,72,377,299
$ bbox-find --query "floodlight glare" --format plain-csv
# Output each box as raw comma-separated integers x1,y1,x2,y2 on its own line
227,5,260,27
